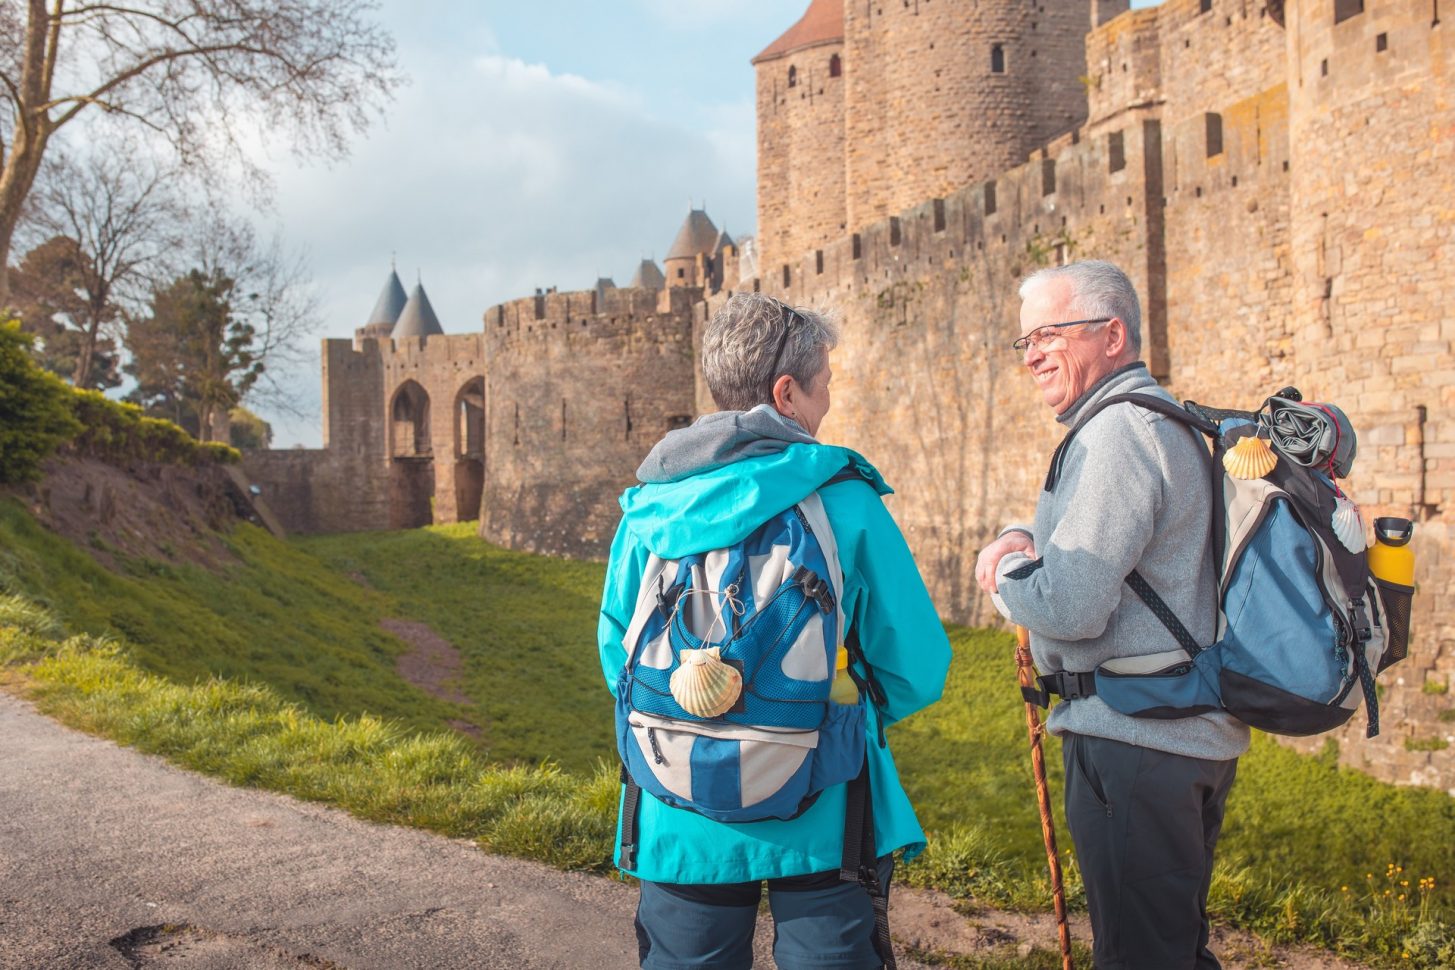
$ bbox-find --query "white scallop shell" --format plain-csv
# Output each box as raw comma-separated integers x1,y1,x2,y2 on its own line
1331,496,1366,553
670,647,742,718
1223,435,1279,480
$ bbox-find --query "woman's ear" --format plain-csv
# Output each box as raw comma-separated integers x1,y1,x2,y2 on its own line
772,373,796,418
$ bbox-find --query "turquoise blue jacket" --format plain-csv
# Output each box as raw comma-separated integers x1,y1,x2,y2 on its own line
598,442,951,884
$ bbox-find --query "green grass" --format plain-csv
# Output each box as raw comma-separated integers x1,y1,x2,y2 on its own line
3,506,1454,966
299,525,612,771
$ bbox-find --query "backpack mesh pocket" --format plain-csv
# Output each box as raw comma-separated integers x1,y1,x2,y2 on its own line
1375,578,1413,673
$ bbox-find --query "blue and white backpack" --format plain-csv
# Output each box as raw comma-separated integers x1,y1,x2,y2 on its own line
614,490,867,823
1032,389,1408,738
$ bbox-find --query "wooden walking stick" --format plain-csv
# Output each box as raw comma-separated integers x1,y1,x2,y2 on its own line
1015,624,1073,970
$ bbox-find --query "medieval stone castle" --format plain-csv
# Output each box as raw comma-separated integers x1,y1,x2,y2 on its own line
243,0,1454,792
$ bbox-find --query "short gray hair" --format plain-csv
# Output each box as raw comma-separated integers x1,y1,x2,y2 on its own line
1019,260,1143,355
702,293,839,411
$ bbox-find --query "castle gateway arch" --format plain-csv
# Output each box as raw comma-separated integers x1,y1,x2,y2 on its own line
388,379,434,529
452,377,485,523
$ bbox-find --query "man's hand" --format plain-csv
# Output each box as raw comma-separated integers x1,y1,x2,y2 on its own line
975,531,1036,594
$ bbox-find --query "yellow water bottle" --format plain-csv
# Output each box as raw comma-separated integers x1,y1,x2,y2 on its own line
1368,516,1415,671
829,645,860,705
1368,517,1415,587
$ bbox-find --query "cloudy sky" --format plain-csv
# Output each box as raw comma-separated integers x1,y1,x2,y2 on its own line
251,0,1159,447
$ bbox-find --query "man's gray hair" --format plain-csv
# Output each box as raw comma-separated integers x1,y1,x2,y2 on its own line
1019,260,1143,355
702,293,839,411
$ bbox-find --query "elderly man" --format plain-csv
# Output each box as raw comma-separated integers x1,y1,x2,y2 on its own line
975,261,1248,970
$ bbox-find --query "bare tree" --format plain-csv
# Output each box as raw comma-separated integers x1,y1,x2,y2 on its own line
0,0,400,303
17,151,180,387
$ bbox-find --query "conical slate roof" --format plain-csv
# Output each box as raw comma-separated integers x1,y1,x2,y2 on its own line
629,259,666,290
665,209,721,261
753,0,843,64
715,229,735,254
391,283,444,338
366,269,408,327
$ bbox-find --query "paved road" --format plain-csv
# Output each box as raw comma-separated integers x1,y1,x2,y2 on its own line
3,692,883,970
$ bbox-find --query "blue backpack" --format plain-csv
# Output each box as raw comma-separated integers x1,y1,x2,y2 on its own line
614,490,867,823
1033,391,1404,738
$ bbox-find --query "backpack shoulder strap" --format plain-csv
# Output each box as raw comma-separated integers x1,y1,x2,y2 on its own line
821,461,870,489
1045,393,1217,492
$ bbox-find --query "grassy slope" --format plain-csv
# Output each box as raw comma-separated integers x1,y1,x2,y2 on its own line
3,505,1453,963
0,499,457,736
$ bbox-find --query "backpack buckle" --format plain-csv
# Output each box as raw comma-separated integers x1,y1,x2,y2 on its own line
794,567,836,614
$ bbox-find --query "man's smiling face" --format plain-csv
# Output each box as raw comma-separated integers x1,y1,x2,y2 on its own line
1018,276,1118,415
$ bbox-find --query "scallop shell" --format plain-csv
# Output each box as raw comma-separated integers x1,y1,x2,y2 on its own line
670,647,742,718
1223,435,1279,480
1331,496,1367,554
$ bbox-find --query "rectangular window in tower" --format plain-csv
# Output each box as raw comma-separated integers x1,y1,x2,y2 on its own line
829,54,842,77
782,264,791,288
816,250,824,275
1205,112,1224,157
1041,158,1056,196
991,44,1005,74
933,198,946,232
1334,0,1364,23
1200,0,1212,12
1108,130,1126,173
985,181,997,215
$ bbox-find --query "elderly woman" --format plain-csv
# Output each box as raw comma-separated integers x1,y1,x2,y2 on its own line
598,292,950,970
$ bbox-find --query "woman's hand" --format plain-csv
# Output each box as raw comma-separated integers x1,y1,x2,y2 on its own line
975,531,1036,594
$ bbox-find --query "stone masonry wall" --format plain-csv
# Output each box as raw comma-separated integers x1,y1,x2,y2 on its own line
755,37,846,275
480,286,698,559
1271,0,1455,787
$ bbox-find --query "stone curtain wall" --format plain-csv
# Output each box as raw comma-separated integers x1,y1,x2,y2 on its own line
755,37,846,274
479,287,698,559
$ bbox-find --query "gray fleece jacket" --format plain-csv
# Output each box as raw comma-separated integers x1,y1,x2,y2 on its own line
995,363,1250,761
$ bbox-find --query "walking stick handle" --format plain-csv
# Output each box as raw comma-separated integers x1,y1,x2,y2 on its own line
1015,624,1074,970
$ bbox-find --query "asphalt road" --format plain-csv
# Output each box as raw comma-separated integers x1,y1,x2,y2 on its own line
0,692,799,970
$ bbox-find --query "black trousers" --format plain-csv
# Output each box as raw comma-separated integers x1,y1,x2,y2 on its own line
1061,732,1238,970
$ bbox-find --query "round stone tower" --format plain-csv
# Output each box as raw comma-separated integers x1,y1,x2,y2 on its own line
841,0,1109,232
753,0,847,275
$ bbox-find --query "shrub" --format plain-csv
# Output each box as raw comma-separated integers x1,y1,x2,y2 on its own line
69,390,239,466
0,320,82,484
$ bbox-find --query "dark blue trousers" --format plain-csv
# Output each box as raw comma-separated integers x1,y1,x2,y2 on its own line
1062,732,1238,970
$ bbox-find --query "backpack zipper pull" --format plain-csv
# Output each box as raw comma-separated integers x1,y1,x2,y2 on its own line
647,727,666,765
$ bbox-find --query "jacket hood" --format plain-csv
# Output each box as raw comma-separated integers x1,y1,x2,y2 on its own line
621,408,890,558
636,404,817,483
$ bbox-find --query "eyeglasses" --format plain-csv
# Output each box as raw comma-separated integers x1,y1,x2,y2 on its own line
1011,318,1113,354
768,302,806,379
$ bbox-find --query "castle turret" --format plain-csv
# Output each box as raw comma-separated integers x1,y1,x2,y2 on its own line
391,282,444,339
663,208,720,289
629,258,666,291
357,268,408,341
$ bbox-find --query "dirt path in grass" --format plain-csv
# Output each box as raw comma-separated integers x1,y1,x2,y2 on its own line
0,692,1366,970
380,617,483,739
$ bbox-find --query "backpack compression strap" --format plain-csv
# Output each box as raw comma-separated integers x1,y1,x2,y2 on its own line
841,756,896,970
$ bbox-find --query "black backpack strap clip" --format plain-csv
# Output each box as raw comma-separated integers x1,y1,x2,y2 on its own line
1025,670,1098,708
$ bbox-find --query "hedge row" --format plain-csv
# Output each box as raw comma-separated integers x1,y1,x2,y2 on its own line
0,320,239,486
